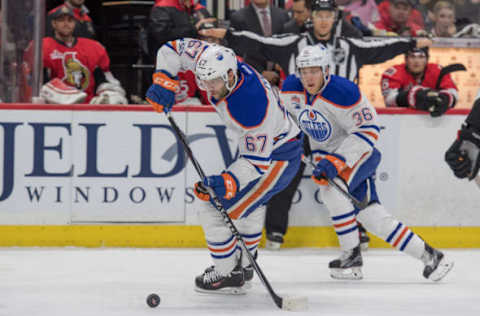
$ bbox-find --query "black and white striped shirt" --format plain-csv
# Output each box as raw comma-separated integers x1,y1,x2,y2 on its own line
226,29,417,83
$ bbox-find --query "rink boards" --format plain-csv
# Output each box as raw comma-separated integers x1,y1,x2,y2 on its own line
0,104,479,247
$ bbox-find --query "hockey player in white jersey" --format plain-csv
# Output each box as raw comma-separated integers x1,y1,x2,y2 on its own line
145,38,302,294
281,44,454,281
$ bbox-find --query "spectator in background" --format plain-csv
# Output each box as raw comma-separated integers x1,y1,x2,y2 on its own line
337,0,380,26
147,0,214,60
46,0,95,39
229,0,290,87
40,7,127,104
284,0,312,33
375,0,425,36
429,1,456,37
444,0,480,38
381,47,458,117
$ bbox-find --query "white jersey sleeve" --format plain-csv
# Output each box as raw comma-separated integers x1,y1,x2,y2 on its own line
155,38,210,75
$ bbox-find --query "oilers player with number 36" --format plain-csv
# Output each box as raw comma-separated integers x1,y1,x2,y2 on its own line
145,38,302,294
282,45,454,281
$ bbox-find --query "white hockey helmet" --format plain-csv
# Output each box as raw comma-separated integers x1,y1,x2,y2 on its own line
195,45,238,92
296,44,331,82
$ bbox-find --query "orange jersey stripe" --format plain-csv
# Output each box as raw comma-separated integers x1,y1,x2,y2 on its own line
171,40,177,52
228,161,286,220
334,218,356,229
361,131,379,140
245,237,262,246
254,164,270,170
208,240,236,253
393,227,409,247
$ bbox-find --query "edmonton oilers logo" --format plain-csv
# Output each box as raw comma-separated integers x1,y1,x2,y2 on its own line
298,109,332,142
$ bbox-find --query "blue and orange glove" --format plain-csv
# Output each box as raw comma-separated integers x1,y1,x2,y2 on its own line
194,181,211,201
193,172,239,201
312,155,346,186
146,71,179,113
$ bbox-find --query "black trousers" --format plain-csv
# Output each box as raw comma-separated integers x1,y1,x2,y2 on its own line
265,161,306,235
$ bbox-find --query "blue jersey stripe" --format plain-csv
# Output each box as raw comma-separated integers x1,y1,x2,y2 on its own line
386,223,402,243
354,132,374,147
336,226,358,235
210,246,239,259
242,154,272,162
207,235,235,246
332,210,356,221
311,149,331,156
400,232,414,251
359,125,381,132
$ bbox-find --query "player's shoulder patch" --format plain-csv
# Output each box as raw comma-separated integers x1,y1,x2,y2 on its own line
226,65,269,128
321,75,360,107
383,66,398,77
282,74,304,93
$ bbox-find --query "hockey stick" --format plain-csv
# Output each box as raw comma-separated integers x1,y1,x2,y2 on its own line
165,112,308,311
435,63,466,90
428,63,467,113
302,156,369,210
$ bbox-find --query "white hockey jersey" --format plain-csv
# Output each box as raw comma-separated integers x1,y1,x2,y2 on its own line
281,74,380,167
156,38,300,189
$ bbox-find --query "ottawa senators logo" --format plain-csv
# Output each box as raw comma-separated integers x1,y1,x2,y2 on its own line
62,52,89,90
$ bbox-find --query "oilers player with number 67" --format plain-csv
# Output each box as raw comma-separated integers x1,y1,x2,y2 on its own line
282,45,454,281
145,38,302,294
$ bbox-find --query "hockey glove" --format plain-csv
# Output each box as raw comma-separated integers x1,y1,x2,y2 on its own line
194,181,211,201
445,125,480,180
430,93,451,117
312,155,346,186
407,86,440,111
146,71,179,113
204,172,239,200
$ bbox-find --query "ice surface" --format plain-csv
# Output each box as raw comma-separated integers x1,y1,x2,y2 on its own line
0,248,478,316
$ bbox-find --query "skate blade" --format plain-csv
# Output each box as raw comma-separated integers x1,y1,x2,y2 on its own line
429,258,454,282
194,285,247,295
330,267,363,280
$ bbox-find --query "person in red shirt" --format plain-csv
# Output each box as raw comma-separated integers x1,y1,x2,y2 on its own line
41,6,126,104
46,0,95,39
381,47,459,117
375,0,425,36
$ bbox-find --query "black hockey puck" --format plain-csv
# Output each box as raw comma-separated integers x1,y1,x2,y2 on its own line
146,293,161,308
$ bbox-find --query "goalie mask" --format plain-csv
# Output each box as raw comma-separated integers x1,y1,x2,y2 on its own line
296,44,331,84
195,45,238,93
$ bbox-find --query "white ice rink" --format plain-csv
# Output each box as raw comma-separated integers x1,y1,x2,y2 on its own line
1,248,479,316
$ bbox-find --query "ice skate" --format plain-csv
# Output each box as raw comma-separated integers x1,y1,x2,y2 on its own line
265,232,284,250
329,245,363,280
422,244,454,282
194,263,246,295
